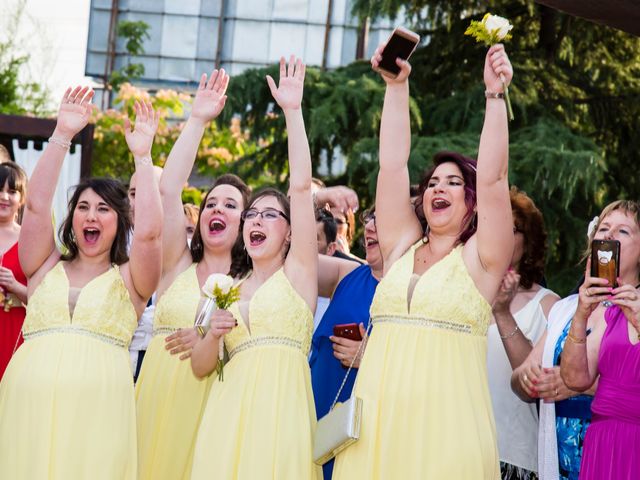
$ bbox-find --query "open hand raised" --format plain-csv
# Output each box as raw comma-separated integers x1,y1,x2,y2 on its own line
54,86,95,140
191,69,229,123
124,100,159,158
266,55,305,111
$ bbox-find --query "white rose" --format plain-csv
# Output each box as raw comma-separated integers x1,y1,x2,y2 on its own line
203,273,234,297
484,14,513,40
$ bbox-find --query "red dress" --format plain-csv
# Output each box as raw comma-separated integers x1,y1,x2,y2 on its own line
0,242,27,380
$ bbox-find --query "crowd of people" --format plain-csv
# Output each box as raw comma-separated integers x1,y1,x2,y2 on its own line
0,42,638,480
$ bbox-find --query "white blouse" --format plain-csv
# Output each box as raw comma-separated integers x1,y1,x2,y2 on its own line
487,287,553,472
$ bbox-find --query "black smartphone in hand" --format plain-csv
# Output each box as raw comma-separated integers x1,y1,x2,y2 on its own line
374,27,420,78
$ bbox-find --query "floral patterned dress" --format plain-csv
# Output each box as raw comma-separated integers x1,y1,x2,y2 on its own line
553,322,593,480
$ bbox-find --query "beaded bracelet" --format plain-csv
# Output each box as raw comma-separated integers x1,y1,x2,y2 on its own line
48,136,72,149
499,325,520,339
485,91,505,99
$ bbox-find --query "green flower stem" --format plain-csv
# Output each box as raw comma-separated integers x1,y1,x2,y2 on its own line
503,81,514,121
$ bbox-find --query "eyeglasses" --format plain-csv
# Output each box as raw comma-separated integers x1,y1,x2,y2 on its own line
360,210,376,225
241,208,289,222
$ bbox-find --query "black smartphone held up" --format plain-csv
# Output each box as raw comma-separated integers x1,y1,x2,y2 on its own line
375,27,420,78
590,239,621,288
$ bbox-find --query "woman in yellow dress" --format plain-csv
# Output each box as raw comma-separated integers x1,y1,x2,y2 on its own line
332,45,514,479
189,56,321,479
135,69,252,480
0,89,162,478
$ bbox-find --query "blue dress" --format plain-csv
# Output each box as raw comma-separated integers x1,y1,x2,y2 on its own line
309,264,378,480
554,321,593,480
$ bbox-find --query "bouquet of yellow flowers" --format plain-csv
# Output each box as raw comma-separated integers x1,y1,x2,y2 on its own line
195,273,241,381
465,13,515,120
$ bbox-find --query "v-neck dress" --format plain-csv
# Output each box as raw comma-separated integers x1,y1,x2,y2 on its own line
135,264,215,480
0,262,138,479
190,268,321,479
332,243,500,479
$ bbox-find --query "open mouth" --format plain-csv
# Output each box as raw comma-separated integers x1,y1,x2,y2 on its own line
208,218,227,234
249,231,267,247
365,237,378,248
83,228,100,244
432,198,451,211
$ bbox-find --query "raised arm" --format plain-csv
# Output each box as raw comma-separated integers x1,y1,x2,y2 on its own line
266,56,317,308
125,101,162,302
19,87,94,278
470,44,514,283
372,46,422,263
159,70,229,271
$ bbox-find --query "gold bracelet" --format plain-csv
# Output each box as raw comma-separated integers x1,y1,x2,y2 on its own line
567,332,587,344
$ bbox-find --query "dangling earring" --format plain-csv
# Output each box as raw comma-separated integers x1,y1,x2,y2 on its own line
422,224,430,244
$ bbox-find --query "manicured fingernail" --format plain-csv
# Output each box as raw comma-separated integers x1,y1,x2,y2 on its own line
532,378,538,385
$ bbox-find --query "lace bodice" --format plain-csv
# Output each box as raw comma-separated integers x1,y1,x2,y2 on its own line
224,268,314,357
153,264,200,333
23,262,137,347
370,243,491,336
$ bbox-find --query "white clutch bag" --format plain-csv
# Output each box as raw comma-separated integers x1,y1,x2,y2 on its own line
313,396,363,465
313,321,371,465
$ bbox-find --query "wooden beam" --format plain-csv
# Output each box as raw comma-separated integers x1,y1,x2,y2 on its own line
536,0,640,36
0,115,94,178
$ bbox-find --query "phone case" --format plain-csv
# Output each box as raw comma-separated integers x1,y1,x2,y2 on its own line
590,239,620,288
333,323,362,341
375,27,420,78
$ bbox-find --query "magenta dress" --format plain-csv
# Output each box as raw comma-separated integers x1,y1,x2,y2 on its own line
579,306,640,480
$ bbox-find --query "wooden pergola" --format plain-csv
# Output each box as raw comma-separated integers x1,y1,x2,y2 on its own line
0,115,93,178
536,0,640,36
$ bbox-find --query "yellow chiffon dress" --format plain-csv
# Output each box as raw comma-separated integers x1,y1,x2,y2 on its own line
333,244,500,479
135,264,215,480
0,262,138,479
190,268,322,479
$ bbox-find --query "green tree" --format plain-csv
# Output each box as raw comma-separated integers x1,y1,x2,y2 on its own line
109,20,151,92
217,1,639,294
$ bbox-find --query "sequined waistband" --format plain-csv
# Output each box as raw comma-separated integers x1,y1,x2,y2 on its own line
23,326,129,348
153,326,181,336
228,336,304,359
372,315,478,335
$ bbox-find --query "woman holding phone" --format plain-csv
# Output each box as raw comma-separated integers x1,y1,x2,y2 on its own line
332,41,514,478
559,201,640,480
512,200,640,480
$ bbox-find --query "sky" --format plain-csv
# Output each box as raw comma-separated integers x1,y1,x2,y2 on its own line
3,0,92,109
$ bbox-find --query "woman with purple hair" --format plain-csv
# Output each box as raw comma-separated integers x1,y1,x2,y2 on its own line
333,43,514,478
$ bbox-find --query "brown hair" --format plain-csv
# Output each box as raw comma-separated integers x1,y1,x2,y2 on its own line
0,162,27,223
189,174,251,276
414,151,478,244
59,178,131,264
234,187,291,278
510,187,547,289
